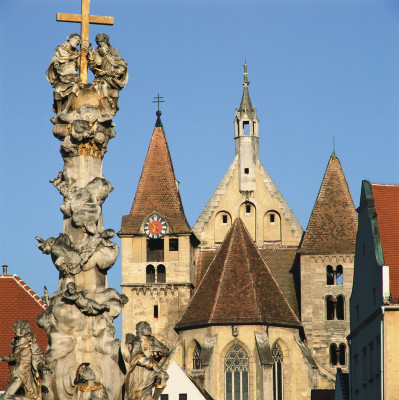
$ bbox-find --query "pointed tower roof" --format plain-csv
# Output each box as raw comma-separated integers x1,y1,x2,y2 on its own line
237,64,255,119
120,113,191,235
176,218,301,331
299,153,357,255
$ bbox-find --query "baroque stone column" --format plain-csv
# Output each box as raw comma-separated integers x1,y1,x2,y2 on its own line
36,31,128,400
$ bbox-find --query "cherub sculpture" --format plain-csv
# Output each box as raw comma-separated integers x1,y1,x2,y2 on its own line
63,282,110,315
123,321,169,400
72,363,108,400
88,33,128,114
0,320,47,400
47,33,82,114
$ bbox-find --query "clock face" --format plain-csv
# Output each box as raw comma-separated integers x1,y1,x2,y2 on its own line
144,216,167,239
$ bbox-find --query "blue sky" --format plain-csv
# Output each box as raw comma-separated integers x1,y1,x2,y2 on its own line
1,0,399,336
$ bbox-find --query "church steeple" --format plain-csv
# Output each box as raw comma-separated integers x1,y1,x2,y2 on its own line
234,64,259,193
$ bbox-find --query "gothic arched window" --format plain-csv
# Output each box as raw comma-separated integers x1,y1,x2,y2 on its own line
225,345,249,400
146,265,155,283
336,265,343,285
157,264,166,283
272,343,283,400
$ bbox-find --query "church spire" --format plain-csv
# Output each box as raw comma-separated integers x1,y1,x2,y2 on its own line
238,63,255,119
234,64,259,193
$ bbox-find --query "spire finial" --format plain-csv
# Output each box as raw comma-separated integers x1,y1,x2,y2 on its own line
332,137,336,157
243,63,249,86
153,94,165,128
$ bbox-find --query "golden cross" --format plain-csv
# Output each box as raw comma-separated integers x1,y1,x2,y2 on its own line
57,0,114,84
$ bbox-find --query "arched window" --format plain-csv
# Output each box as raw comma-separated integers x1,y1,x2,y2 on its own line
326,296,335,320
193,341,202,370
146,265,155,283
157,264,166,283
336,265,343,285
326,265,334,285
330,343,338,365
336,295,345,320
339,343,346,366
225,345,249,400
272,343,283,400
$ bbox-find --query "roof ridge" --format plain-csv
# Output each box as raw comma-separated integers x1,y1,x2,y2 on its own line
3,274,47,309
209,221,238,322
239,220,262,321
239,222,300,323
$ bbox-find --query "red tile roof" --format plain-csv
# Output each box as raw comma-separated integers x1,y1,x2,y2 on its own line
371,184,399,302
176,219,301,330
0,275,47,390
120,125,191,235
299,154,357,255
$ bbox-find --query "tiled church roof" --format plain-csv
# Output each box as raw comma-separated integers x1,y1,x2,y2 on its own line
120,122,191,235
176,218,301,330
299,153,357,255
371,183,399,302
0,274,48,390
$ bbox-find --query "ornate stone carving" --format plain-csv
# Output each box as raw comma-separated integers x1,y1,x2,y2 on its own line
47,34,82,114
0,321,47,400
51,173,113,235
88,33,128,115
122,322,169,400
72,363,108,400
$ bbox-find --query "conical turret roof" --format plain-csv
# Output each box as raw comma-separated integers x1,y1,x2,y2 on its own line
176,218,301,330
237,64,255,119
299,153,357,254
120,117,191,235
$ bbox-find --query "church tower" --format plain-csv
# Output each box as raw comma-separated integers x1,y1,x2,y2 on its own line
299,152,357,381
119,110,199,345
193,64,303,283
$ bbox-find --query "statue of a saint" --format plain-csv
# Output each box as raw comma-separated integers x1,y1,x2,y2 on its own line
46,34,82,114
72,363,108,400
63,283,110,315
0,321,46,400
88,33,128,114
123,322,169,400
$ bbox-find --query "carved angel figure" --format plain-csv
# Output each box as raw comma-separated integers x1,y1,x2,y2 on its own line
63,283,110,315
123,322,169,400
0,321,46,400
47,33,82,114
88,33,128,114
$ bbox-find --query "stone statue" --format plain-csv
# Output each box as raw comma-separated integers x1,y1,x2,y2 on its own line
0,321,47,400
123,322,169,400
47,34,82,114
63,283,110,315
88,33,128,114
72,363,108,400
36,234,82,276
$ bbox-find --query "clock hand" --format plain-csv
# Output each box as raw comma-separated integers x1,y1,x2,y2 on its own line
149,221,157,233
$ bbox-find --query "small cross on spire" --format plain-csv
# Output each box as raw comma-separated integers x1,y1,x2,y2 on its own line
153,94,165,128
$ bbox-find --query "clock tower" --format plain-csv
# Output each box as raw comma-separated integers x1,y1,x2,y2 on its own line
119,110,199,346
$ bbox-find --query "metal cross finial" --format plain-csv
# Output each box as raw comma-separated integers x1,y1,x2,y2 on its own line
153,94,165,111
56,0,114,84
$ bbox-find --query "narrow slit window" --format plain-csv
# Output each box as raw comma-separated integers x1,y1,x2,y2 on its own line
243,121,250,135
270,213,275,224
154,305,159,318
244,168,249,174
246,204,251,214
222,214,228,224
